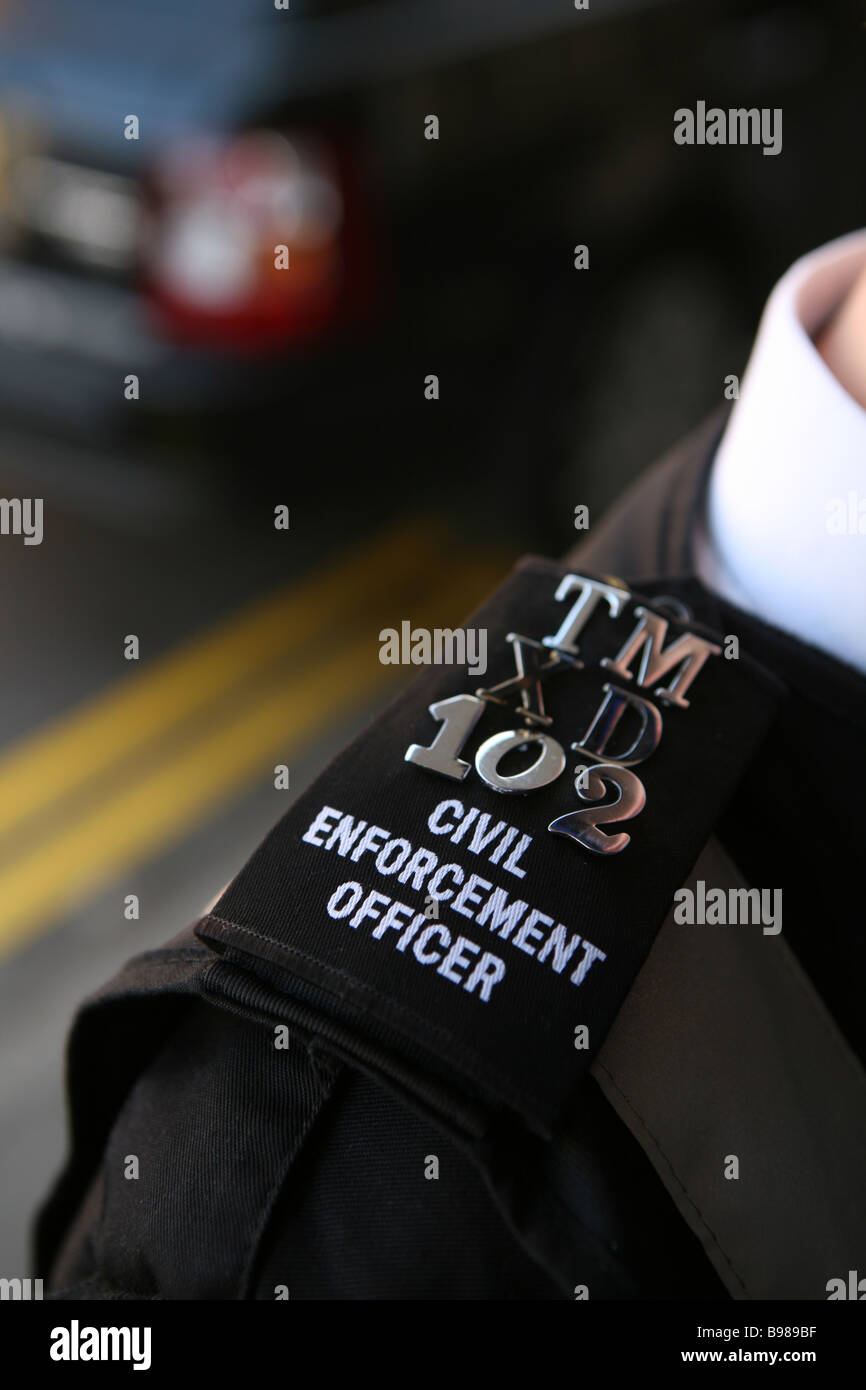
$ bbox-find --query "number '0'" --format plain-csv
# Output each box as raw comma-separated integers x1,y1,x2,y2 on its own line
405,694,565,795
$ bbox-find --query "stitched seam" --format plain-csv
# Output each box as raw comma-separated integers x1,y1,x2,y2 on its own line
238,1064,341,1299
200,914,548,1122
593,1058,750,1298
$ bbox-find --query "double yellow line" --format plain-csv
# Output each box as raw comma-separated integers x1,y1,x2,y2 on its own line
0,523,506,959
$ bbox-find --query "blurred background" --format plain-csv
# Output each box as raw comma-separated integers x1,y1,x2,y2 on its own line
0,0,863,1275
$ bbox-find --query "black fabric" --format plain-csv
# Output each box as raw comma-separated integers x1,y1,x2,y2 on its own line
35,557,777,1302
36,415,865,1302
38,945,728,1300
567,408,866,1071
35,935,208,1289
709,602,866,1071
250,1070,565,1300
198,561,782,1142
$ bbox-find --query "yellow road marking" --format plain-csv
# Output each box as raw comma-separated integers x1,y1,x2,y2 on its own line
0,521,446,844
0,559,504,957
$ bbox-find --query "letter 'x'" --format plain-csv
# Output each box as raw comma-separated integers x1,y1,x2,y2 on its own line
476,633,580,727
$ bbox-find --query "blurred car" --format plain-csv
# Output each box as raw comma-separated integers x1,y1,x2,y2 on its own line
0,0,613,454
0,0,856,504
0,0,382,447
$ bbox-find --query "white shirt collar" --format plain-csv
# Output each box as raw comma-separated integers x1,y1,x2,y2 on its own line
695,229,866,673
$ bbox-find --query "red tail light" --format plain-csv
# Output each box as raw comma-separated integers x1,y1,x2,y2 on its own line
142,130,377,351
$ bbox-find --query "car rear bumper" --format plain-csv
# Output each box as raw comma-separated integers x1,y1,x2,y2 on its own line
0,258,321,435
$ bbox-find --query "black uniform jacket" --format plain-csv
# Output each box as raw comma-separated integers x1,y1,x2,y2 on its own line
35,413,866,1300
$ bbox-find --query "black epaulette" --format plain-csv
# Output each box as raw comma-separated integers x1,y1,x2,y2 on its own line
196,560,782,1142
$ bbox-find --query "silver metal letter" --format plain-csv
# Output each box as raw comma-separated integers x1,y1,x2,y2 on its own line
476,633,577,727
601,607,721,708
572,683,663,767
542,574,630,657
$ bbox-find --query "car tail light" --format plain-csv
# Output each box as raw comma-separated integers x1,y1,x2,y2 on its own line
142,130,377,351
